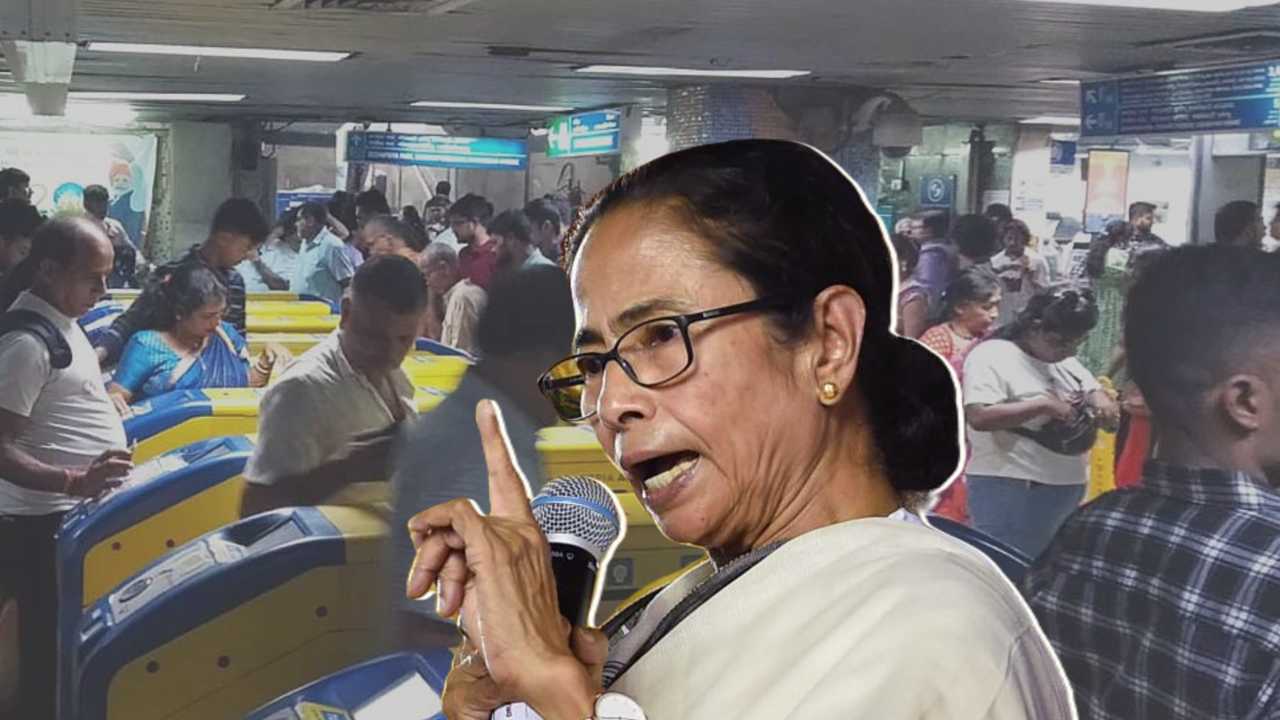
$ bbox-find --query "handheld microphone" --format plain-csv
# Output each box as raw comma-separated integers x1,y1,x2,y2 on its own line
490,475,624,720
531,475,624,626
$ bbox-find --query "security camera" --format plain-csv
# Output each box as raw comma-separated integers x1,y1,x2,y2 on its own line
873,109,923,158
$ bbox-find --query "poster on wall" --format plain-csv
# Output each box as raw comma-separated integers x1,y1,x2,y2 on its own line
1083,149,1129,234
0,131,158,250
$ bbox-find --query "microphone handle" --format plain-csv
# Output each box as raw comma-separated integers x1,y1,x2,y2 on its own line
547,539,599,627
489,541,600,720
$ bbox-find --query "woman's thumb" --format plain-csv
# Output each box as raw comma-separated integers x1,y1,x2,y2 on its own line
571,626,610,686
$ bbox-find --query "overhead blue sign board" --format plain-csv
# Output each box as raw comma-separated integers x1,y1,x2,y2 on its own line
547,109,622,158
919,174,955,209
1081,61,1280,137
345,132,528,170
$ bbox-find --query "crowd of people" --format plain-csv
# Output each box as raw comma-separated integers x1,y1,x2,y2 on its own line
0,144,1278,719
891,196,1277,560
0,164,580,717
232,185,572,358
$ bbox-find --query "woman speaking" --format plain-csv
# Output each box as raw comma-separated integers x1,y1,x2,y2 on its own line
405,140,1075,719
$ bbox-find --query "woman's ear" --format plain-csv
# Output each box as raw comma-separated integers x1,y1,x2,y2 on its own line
806,285,867,406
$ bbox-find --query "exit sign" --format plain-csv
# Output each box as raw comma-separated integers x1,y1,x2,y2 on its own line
547,109,622,158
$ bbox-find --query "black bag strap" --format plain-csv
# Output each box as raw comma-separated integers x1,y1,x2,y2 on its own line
601,540,786,689
0,310,72,370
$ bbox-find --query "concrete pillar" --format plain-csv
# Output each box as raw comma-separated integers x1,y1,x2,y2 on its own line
665,85,882,205
1190,135,1264,245
169,122,233,258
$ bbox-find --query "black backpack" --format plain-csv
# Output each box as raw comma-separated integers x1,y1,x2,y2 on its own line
0,309,72,370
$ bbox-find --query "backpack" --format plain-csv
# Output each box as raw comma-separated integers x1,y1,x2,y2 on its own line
0,309,72,370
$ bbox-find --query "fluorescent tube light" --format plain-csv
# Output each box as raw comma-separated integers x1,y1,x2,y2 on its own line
86,42,350,62
1019,115,1083,126
70,92,246,102
410,100,571,112
1038,78,1082,86
1019,0,1273,12
575,65,811,79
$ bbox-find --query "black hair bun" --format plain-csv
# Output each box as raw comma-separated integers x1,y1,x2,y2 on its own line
865,336,962,493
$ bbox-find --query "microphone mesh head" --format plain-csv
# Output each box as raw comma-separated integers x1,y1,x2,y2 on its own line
531,475,622,559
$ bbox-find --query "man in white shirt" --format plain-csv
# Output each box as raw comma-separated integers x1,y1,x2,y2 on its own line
240,255,427,516
0,217,132,718
293,202,355,304
421,242,486,356
238,214,302,292
488,209,557,273
989,219,1052,326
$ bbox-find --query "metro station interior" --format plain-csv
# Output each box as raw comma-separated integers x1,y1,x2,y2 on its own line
2,1,1280,718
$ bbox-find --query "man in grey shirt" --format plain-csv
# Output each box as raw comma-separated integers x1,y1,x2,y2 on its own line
384,266,574,648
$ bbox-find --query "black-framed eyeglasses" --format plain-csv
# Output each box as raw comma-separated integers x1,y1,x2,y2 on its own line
537,297,785,423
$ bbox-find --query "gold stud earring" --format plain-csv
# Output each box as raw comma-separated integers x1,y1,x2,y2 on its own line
820,382,839,404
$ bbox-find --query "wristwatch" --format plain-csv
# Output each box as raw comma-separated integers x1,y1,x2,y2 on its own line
489,693,646,720
592,692,646,720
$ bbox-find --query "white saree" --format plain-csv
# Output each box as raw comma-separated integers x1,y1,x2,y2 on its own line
608,517,1076,719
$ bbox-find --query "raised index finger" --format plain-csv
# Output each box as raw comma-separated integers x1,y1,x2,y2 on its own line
475,399,534,521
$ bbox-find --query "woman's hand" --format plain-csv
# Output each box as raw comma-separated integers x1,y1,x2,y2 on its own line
406,401,598,719
1089,389,1122,432
250,343,293,387
1039,395,1077,423
262,342,292,371
442,626,611,720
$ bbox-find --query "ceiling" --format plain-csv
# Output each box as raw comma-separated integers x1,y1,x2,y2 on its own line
6,0,1280,128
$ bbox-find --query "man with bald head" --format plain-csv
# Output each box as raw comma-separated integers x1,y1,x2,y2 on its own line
0,217,133,718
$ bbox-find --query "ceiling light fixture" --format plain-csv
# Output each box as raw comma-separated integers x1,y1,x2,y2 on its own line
0,95,137,124
1038,78,1082,85
529,128,549,136
1019,115,1083,126
86,42,350,62
575,65,811,79
70,91,246,102
1019,0,1274,12
410,100,572,112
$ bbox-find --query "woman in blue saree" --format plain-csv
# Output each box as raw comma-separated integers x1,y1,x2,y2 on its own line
107,264,287,410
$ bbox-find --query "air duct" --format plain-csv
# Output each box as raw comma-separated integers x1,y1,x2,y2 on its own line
0,0,80,116
2,40,76,115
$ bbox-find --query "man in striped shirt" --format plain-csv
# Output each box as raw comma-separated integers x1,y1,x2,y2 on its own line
1027,246,1280,719
93,198,268,366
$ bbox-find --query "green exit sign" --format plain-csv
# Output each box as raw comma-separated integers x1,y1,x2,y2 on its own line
545,110,622,158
